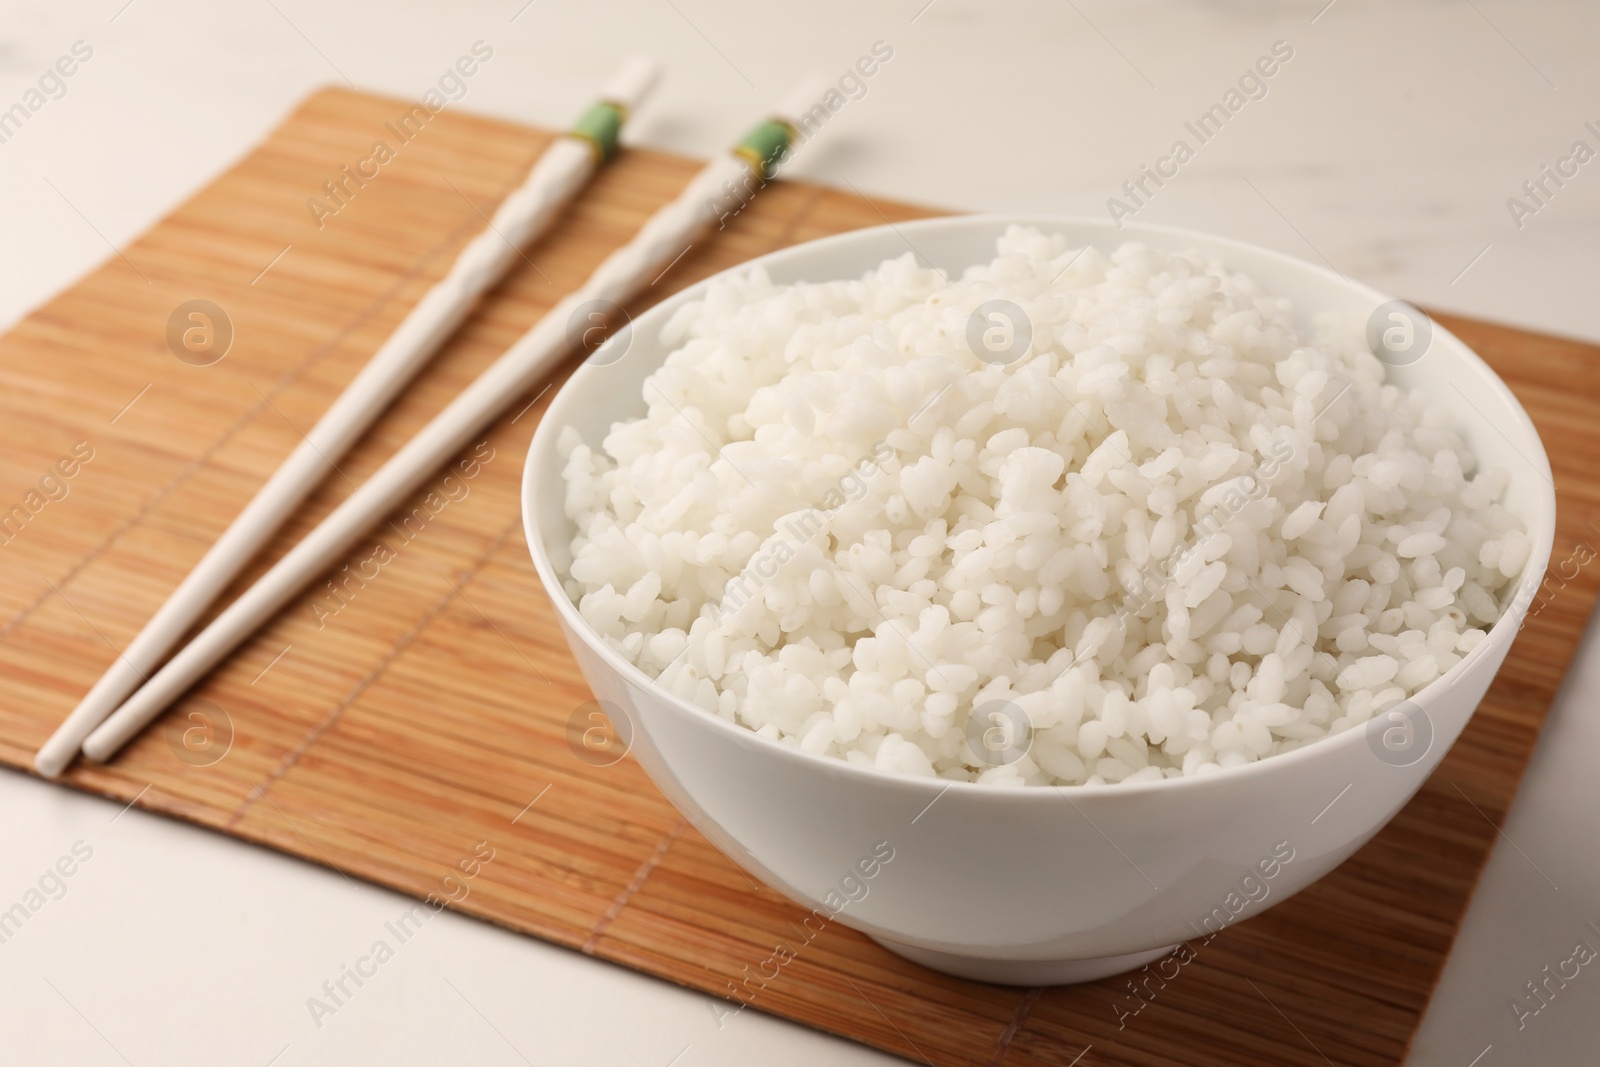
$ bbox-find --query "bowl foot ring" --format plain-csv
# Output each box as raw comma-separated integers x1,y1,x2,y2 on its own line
870,937,1179,986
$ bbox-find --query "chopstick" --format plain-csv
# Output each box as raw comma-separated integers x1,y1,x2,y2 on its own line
34,57,662,779
77,78,827,768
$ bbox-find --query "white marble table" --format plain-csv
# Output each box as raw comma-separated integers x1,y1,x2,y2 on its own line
2,1,1597,1063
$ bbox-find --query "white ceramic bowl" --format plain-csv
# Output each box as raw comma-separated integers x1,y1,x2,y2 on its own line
522,216,1555,984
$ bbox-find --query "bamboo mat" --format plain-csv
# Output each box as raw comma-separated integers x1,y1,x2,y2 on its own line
1,87,1594,1066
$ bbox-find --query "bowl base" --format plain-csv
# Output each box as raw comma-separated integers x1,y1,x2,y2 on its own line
869,938,1178,986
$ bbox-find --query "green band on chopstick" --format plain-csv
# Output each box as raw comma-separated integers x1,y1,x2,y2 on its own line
567,100,628,164
732,118,795,180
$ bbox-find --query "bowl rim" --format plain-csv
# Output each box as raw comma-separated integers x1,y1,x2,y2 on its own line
521,212,1557,802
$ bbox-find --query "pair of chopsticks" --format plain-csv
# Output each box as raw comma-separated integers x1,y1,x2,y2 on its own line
37,69,826,777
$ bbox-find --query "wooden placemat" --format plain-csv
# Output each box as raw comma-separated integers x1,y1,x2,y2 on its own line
0,87,1593,1066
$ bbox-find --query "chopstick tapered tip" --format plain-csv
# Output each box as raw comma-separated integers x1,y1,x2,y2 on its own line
33,743,72,779
80,730,117,765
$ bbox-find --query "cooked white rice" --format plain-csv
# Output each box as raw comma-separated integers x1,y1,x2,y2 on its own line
557,227,1527,786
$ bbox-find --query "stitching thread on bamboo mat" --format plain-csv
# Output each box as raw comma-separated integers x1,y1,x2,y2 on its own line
987,987,1044,1066
583,817,689,954
0,214,482,647
227,510,523,827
